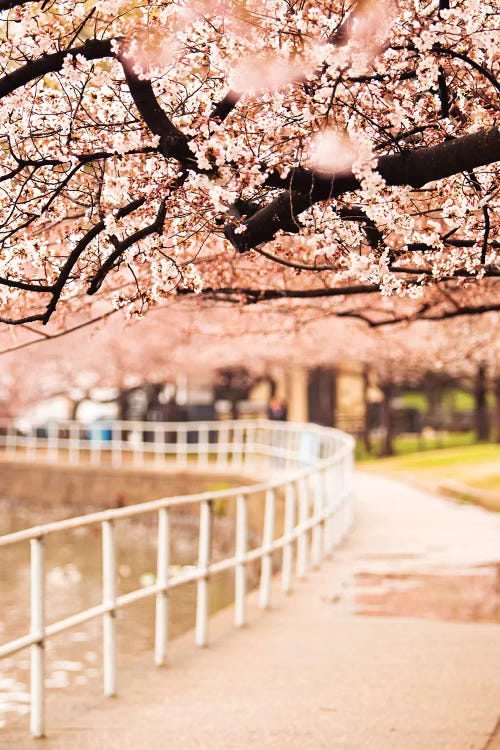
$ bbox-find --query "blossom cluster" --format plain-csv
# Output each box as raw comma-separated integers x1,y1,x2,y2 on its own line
0,0,497,326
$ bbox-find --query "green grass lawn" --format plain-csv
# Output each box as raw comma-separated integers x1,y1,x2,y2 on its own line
355,431,476,461
358,440,500,511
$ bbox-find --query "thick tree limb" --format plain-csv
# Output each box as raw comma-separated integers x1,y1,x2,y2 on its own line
179,284,381,303
0,39,195,167
118,60,196,166
227,127,500,252
0,0,37,9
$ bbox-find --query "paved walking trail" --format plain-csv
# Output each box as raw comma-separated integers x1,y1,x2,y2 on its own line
2,473,500,750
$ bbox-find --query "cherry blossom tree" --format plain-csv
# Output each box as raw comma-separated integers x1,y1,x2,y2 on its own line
423,313,500,441
0,0,497,340
359,314,500,446
3,286,500,454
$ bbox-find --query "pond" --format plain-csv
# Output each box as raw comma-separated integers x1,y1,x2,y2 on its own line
0,492,263,730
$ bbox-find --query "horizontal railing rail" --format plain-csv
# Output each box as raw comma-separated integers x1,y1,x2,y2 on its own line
0,419,355,739
0,418,332,468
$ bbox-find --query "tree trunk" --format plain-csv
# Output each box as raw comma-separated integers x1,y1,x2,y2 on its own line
116,390,130,421
231,399,239,420
69,399,81,421
362,367,373,454
426,386,443,429
474,364,490,442
381,382,395,456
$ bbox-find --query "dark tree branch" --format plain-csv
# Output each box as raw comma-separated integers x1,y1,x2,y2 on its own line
434,46,500,94
87,200,167,294
231,200,383,261
388,265,500,278
209,1,354,125
0,0,37,9
437,68,450,119
41,198,146,322
338,206,383,249
334,291,500,328
481,206,491,265
405,239,500,251
422,303,500,321
0,39,116,100
0,308,120,355
0,312,48,325
0,276,53,292
253,246,335,272
117,58,196,166
210,90,241,123
178,284,381,303
0,147,158,183
227,127,500,252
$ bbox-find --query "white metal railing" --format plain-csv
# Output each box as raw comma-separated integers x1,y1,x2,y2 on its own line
0,419,355,738
0,417,328,470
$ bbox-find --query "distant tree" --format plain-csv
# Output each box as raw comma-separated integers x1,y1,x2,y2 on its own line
214,367,260,419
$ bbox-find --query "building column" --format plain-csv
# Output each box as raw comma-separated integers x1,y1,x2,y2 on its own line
286,368,308,423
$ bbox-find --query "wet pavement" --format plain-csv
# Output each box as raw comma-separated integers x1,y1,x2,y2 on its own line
1,472,500,748
355,564,500,622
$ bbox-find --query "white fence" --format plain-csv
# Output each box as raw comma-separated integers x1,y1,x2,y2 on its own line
0,419,355,738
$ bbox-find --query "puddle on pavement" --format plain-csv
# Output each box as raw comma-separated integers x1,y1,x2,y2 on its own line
354,564,500,623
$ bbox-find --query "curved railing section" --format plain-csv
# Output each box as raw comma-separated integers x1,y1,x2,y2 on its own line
0,419,355,738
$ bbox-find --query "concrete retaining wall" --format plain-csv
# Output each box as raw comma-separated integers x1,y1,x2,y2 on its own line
0,458,245,510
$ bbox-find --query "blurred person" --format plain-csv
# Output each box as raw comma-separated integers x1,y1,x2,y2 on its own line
268,396,287,421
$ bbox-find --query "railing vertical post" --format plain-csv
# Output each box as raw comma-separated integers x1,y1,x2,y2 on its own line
155,507,169,666
217,423,228,470
330,464,341,551
311,471,323,569
339,455,347,542
90,424,101,467
5,420,15,455
296,478,308,578
346,448,355,532
30,537,45,739
102,520,117,696
243,424,255,469
232,424,243,469
27,424,36,460
132,423,141,467
177,426,187,468
235,493,248,626
284,427,293,470
111,424,121,468
277,425,286,469
259,489,275,608
322,468,333,557
69,422,78,465
195,499,212,647
138,422,145,465
48,422,58,463
199,425,209,468
154,425,164,468
281,482,295,594
266,425,273,471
